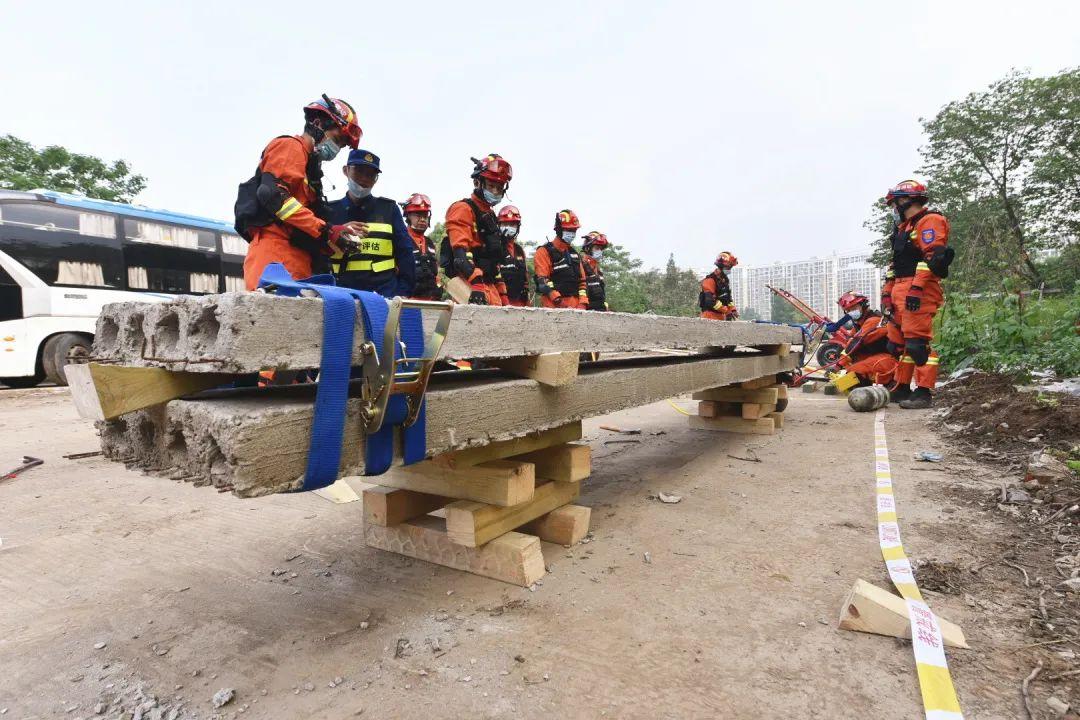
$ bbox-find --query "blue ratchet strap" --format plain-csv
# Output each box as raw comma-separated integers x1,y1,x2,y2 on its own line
257,263,427,489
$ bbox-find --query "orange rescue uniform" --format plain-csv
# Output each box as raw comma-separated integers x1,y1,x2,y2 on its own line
837,312,897,385
883,209,948,389
445,194,507,306
700,272,736,320
407,227,443,301
533,239,588,309
242,135,329,290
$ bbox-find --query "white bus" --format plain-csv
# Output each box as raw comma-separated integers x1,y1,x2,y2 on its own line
0,189,246,388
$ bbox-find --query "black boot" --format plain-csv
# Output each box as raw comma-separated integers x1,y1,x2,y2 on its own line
899,387,933,409
889,383,912,404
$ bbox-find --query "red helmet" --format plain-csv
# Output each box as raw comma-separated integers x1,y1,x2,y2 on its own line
497,205,522,224
555,209,581,231
303,95,362,149
582,231,609,250
715,251,738,269
838,291,868,311
471,154,513,184
401,193,432,215
884,179,928,205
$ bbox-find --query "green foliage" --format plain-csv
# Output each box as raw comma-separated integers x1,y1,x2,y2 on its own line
770,293,805,324
0,134,147,202
934,291,1080,377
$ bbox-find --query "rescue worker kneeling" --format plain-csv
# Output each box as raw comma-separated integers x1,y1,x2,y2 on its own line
700,252,738,320
496,206,530,307
326,150,415,297
236,94,366,289
833,291,896,386
534,210,588,309
581,231,609,311
445,154,513,305
401,193,442,301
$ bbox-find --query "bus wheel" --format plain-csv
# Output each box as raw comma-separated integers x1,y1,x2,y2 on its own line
43,333,93,386
1,373,45,389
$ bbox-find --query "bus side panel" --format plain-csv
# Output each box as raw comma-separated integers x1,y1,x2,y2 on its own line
0,316,96,378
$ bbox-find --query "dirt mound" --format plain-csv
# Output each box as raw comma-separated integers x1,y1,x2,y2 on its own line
936,371,1080,451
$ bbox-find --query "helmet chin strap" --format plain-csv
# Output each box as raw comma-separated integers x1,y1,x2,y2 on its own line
305,118,328,143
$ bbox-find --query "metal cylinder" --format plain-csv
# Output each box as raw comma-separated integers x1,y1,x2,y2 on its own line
848,385,889,412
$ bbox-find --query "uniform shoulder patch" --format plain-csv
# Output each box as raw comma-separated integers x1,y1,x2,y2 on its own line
921,228,935,244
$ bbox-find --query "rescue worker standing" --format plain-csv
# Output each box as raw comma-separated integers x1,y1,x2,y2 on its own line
237,94,366,289
882,180,953,409
401,193,442,301
496,206,530,307
326,150,415,298
700,252,738,320
445,154,513,305
534,210,588,309
581,231,610,311
833,291,896,386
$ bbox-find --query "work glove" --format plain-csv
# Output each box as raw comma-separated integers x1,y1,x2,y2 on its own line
712,300,726,312
500,294,510,306
468,290,488,305
881,294,894,315
728,306,739,319
326,221,369,254
905,287,923,312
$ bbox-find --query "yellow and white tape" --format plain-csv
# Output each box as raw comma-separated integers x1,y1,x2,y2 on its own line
874,409,964,720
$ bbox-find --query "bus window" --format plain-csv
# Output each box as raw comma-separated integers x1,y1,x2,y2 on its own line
221,233,247,256
190,272,218,294
224,275,245,292
123,219,216,251
0,201,123,287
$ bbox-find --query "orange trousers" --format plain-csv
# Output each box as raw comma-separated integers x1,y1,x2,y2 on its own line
887,277,943,390
243,233,314,290
473,283,504,306
541,294,586,309
505,298,530,307
701,307,734,321
846,353,897,385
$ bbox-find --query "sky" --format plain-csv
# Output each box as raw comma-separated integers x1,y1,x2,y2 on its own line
2,1,1078,271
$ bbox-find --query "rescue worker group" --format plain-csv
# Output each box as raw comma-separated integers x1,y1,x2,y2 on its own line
234,95,954,409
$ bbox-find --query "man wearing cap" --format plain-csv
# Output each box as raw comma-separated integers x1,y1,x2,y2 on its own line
325,149,415,298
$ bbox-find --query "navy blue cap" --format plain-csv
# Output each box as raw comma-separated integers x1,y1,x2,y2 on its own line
346,149,381,172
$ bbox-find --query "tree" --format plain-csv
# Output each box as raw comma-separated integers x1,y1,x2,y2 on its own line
0,134,146,202
770,293,805,324
599,242,648,312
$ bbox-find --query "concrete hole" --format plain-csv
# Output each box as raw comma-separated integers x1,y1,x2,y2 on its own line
165,427,188,464
97,317,119,353
125,313,145,353
187,304,221,347
154,312,181,355
135,416,157,447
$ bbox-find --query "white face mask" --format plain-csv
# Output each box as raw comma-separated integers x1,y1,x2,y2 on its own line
315,137,341,162
500,224,518,239
889,207,901,225
482,188,503,205
849,308,862,321
560,231,576,243
591,249,603,260
347,179,371,199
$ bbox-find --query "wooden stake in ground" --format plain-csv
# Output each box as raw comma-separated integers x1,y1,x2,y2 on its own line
837,579,969,648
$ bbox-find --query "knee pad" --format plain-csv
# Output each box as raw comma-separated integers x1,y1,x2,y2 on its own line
886,340,901,357
904,338,930,366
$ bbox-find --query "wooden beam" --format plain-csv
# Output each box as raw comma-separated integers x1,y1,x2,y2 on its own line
688,415,775,435
510,443,591,482
697,400,741,419
769,412,785,429
776,384,788,400
491,352,579,387
758,343,791,356
362,486,449,526
520,504,591,546
364,515,546,586
838,579,969,649
374,459,535,507
741,402,777,420
444,276,472,304
693,386,779,405
740,375,778,390
66,363,231,421
434,422,582,470
445,480,581,547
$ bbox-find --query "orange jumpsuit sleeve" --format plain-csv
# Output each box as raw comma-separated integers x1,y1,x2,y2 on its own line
701,276,717,294
445,201,483,283
533,245,554,295
259,137,326,240
912,214,949,287
576,256,587,300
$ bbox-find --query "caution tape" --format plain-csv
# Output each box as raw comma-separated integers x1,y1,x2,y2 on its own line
874,409,964,719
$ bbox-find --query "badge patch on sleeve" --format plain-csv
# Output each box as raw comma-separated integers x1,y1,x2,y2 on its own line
921,228,935,244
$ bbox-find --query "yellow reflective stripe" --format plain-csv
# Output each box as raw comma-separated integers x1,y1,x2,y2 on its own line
886,270,895,279
365,222,394,236
901,356,916,364
276,197,303,221
927,358,940,365
340,258,397,273
916,262,931,272
354,237,394,256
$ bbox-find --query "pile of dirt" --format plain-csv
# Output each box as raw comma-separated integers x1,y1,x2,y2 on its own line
935,371,1080,452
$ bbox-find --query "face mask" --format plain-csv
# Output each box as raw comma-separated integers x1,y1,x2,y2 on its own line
481,188,503,205
849,308,862,321
500,224,518,239
591,249,603,260
718,266,729,275
314,137,341,162
889,207,901,225
560,231,576,243
347,179,371,199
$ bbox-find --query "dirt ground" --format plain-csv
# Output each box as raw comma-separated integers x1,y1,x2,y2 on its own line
0,384,1075,719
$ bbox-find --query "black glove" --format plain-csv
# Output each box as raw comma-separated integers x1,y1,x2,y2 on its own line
468,290,488,305
905,293,922,312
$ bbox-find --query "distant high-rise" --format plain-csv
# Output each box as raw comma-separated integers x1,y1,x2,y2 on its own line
728,250,883,321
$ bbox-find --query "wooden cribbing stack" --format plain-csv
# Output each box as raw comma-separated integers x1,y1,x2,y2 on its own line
688,344,790,435
360,421,592,586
